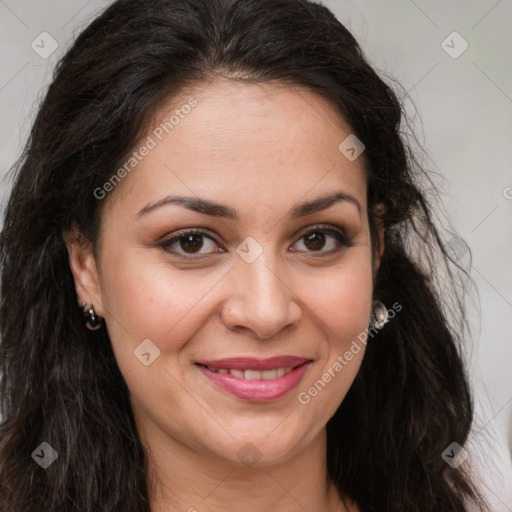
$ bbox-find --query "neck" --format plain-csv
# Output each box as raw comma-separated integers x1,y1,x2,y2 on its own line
142,425,353,512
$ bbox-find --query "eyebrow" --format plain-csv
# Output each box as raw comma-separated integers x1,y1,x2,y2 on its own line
137,190,361,219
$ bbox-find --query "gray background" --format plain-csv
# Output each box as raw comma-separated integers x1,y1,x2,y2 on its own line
0,0,511,509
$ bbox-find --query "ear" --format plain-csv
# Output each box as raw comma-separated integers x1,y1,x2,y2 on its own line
63,225,105,317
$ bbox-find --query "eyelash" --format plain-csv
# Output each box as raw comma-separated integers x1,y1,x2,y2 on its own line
159,224,356,261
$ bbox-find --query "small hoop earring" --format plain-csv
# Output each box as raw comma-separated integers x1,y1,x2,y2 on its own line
370,300,389,329
81,302,102,331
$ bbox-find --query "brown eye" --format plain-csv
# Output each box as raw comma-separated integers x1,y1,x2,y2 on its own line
160,229,223,259
291,226,355,254
303,232,327,251
179,234,204,253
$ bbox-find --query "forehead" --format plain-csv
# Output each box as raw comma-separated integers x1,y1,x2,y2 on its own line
102,79,367,219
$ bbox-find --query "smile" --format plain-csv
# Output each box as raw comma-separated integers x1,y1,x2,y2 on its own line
195,356,312,402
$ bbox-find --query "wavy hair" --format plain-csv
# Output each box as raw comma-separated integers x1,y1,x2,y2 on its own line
0,0,489,510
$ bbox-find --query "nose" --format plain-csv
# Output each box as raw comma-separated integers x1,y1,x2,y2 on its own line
220,253,302,340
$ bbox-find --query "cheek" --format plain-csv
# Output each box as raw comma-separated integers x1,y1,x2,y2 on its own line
295,252,373,411
307,252,374,345
98,248,227,359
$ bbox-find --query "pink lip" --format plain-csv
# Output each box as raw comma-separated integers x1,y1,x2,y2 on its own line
196,357,312,402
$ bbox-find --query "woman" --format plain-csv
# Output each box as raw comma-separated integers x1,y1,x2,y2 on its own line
0,0,491,510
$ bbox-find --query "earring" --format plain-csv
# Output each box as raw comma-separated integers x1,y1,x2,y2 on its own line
370,300,389,329
81,302,102,330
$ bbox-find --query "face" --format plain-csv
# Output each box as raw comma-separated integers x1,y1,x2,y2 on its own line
67,79,384,468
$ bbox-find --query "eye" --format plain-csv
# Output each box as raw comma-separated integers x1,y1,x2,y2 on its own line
290,225,355,254
159,229,223,259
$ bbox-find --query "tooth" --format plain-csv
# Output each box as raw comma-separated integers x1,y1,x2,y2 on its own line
261,369,277,380
244,369,262,380
218,368,228,374
230,369,244,378
284,366,293,374
276,367,285,378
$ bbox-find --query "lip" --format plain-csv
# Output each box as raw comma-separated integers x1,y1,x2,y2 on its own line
196,356,312,402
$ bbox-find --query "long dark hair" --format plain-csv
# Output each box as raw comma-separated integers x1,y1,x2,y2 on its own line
0,0,489,510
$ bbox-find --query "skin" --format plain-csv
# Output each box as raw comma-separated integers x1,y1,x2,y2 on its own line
65,79,384,512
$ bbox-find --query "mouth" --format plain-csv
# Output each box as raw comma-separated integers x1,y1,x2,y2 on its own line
195,356,312,402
